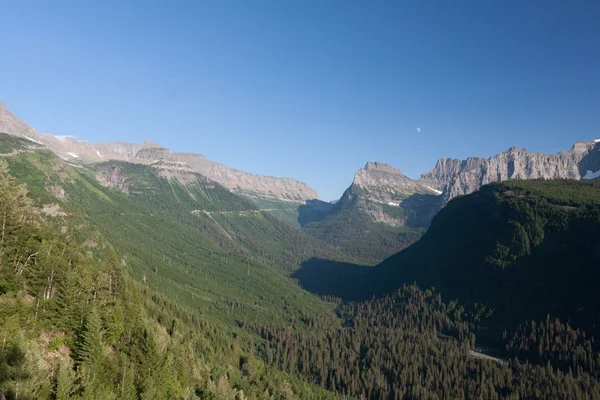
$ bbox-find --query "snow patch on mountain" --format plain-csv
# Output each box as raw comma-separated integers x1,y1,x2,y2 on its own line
423,185,442,195
583,170,600,180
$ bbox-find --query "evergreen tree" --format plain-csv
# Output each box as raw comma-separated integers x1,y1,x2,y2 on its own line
77,307,104,366
54,360,74,400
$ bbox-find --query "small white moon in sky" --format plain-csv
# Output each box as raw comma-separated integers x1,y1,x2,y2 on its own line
416,127,421,133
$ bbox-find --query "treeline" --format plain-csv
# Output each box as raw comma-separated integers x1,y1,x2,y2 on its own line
251,285,600,399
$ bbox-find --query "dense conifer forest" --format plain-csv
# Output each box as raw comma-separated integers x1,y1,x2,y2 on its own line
0,159,348,399
250,286,600,399
372,179,600,343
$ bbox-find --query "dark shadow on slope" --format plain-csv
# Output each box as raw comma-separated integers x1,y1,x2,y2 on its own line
292,257,371,301
297,199,335,227
578,141,600,178
400,193,446,227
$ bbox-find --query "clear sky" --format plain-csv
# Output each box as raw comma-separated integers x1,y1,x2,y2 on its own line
1,0,599,200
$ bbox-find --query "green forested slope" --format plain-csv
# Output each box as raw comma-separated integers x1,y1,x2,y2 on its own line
0,160,341,399
3,145,345,329
371,179,600,343
302,190,428,265
246,197,304,229
93,160,351,275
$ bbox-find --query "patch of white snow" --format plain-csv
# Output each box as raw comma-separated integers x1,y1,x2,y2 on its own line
67,152,80,158
96,150,104,158
424,185,443,195
23,135,43,145
387,202,400,207
53,135,76,142
583,170,600,180
594,138,600,143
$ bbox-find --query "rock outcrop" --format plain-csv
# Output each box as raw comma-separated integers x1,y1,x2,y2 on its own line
336,162,441,226
178,153,318,203
420,140,600,199
353,162,438,203
96,165,131,194
0,100,45,144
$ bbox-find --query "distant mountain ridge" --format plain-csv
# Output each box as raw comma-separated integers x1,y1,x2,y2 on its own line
302,141,600,263
0,100,319,203
420,140,600,200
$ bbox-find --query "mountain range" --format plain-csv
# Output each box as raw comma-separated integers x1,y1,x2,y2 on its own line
421,141,600,199
2,99,600,263
3,100,600,399
0,101,317,205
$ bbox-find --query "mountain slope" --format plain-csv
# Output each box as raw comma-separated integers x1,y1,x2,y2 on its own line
93,159,349,274
302,162,442,263
0,156,345,399
370,179,600,343
337,162,441,226
1,136,346,329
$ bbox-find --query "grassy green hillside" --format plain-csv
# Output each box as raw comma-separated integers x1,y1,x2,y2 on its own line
93,160,351,274
2,140,343,330
246,197,303,228
0,159,341,399
371,179,600,344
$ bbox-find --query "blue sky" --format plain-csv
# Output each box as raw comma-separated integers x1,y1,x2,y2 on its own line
1,0,599,200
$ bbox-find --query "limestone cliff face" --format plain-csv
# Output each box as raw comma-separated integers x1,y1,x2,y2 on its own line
94,141,161,161
420,141,600,199
178,153,319,203
150,160,199,185
96,165,131,194
134,147,177,162
0,101,320,203
337,162,441,226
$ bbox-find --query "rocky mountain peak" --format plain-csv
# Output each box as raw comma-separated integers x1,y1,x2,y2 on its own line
354,160,418,188
337,160,439,226
143,140,161,147
0,100,44,144
134,147,176,162
363,161,404,174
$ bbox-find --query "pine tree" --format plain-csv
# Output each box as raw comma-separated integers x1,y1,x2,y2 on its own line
119,362,138,400
77,307,104,365
54,360,74,400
